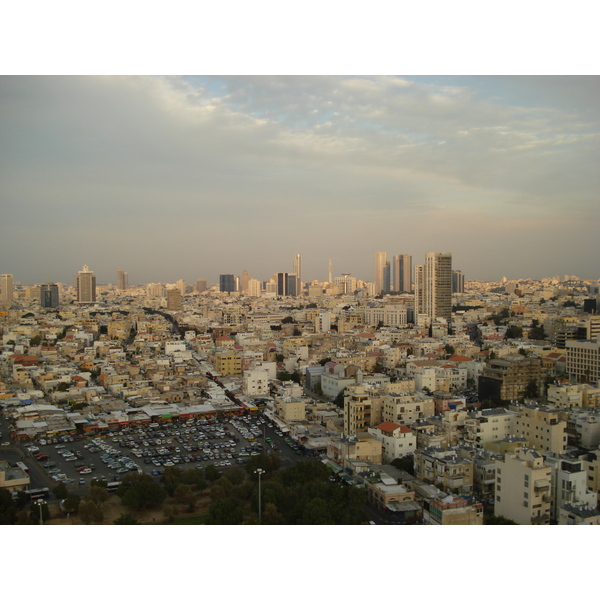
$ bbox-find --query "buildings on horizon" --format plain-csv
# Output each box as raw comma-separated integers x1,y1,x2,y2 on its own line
75,265,96,305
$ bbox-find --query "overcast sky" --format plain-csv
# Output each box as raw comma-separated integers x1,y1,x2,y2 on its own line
1,75,599,286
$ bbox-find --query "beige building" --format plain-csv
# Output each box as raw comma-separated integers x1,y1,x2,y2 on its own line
367,421,416,463
423,495,484,525
0,460,30,493
464,407,518,448
367,477,421,523
213,350,242,376
479,357,542,405
328,433,383,465
495,448,552,525
275,397,306,422
513,404,567,454
566,339,600,383
558,503,600,525
343,385,384,437
414,447,474,494
382,392,435,427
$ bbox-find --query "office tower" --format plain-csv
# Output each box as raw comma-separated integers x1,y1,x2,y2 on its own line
247,278,262,297
117,270,128,291
276,272,297,297
1,274,14,305
328,259,333,284
414,252,452,320
147,283,165,297
383,261,391,293
375,252,386,294
167,289,182,310
76,265,96,304
40,283,59,308
196,279,207,293
393,254,412,293
241,270,249,293
292,254,302,294
452,270,465,294
219,274,235,293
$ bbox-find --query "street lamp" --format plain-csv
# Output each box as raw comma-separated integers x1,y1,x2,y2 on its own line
36,499,46,525
254,468,265,524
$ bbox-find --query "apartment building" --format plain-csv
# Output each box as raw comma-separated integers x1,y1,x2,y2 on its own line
414,447,474,494
213,350,242,376
275,396,306,421
382,392,435,427
464,407,518,448
367,421,416,462
566,339,600,383
495,448,552,525
478,357,542,405
544,453,597,521
343,386,384,436
242,369,270,397
423,495,483,525
512,404,567,454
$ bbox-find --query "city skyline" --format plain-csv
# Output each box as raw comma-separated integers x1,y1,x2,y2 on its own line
1,76,599,285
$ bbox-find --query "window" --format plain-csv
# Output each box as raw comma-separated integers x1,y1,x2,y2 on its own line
524,492,528,498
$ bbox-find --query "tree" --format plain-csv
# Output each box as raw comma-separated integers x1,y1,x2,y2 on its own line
114,513,139,525
222,468,246,486
505,326,523,339
63,493,81,513
444,344,455,356
524,379,539,399
206,497,244,525
52,482,68,500
173,484,196,512
85,485,109,509
262,502,286,525
120,474,166,511
563,300,578,308
0,489,17,525
161,466,183,496
204,464,219,482
79,500,103,524
391,454,415,475
16,508,34,525
334,390,345,408
281,316,296,324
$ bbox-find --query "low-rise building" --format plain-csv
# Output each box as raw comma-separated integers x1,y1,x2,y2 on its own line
367,421,416,463
414,447,474,495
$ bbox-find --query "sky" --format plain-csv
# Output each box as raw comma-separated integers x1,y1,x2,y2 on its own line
2,75,599,286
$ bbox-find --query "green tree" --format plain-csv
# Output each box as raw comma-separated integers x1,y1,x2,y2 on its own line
120,474,167,511
79,500,103,524
262,502,286,525
90,478,108,488
52,482,68,500
161,466,183,496
173,484,197,512
206,497,244,525
85,485,109,509
0,489,17,525
16,508,34,525
204,464,219,482
391,454,415,475
222,468,246,486
113,513,139,525
444,344,455,356
334,390,345,408
505,325,523,339
63,493,81,513
180,468,208,491
524,379,539,399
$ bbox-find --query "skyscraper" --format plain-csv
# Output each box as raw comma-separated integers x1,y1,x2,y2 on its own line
76,265,96,304
452,270,465,294
1,274,14,305
241,270,249,293
219,274,235,293
40,283,59,308
167,288,182,310
328,259,333,284
276,273,298,297
117,270,128,291
414,252,452,320
292,254,302,295
375,252,386,295
196,279,207,293
393,254,412,292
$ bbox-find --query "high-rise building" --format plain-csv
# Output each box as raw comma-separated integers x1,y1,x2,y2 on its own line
392,255,412,292
414,252,452,320
452,270,465,293
196,279,207,293
383,261,391,293
40,283,59,308
241,270,249,293
117,270,128,291
328,259,333,284
1,274,14,305
176,279,186,296
76,265,96,304
167,289,182,310
334,274,357,295
276,273,298,297
375,252,387,295
247,278,262,297
292,254,302,295
219,274,235,293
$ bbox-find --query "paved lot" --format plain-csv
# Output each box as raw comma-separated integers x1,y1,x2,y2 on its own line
1,412,317,497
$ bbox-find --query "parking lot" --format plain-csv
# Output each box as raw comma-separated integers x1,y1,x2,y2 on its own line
7,412,314,494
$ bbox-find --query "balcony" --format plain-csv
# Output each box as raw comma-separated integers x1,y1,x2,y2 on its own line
534,479,550,492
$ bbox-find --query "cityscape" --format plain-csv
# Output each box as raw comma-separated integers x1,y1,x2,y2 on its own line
1,76,599,533
1,250,600,526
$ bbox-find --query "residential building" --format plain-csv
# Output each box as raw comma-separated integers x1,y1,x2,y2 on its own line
243,369,270,397
40,283,59,308
75,265,96,304
478,357,542,405
414,252,452,321
566,339,600,383
367,476,421,523
275,396,306,421
464,407,518,448
544,453,597,521
166,289,181,311
513,404,567,454
558,503,600,525
382,392,435,427
213,350,242,376
368,421,416,462
414,447,474,494
495,448,552,525
423,495,483,525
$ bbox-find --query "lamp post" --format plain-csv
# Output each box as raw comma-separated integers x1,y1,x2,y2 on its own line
36,499,46,525
255,468,264,524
